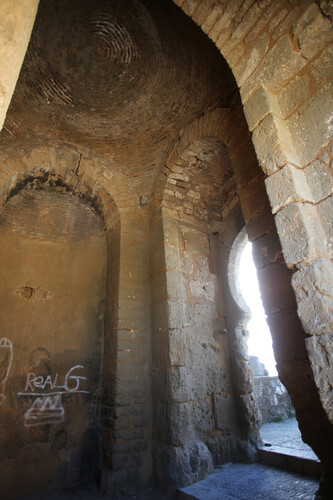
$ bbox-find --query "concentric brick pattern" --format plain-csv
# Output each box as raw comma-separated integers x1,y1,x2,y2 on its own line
0,0,236,198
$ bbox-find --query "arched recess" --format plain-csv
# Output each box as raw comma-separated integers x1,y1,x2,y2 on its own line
151,94,333,492
168,2,333,495
1,0,331,438
172,0,333,433
0,166,121,498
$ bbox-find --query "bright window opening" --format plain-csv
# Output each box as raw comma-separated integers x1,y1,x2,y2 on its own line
238,241,277,376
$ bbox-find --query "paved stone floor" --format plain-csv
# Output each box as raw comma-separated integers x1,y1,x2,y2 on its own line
16,485,170,500
177,463,319,500
260,417,319,461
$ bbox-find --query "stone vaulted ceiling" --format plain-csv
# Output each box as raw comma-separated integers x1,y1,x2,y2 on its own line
0,0,237,197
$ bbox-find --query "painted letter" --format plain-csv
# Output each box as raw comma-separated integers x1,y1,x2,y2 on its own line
24,373,36,392
64,365,87,392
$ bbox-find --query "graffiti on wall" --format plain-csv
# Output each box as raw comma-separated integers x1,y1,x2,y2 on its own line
0,337,13,407
18,365,89,427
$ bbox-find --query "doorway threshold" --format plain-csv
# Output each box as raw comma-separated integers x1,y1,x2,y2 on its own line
259,417,321,478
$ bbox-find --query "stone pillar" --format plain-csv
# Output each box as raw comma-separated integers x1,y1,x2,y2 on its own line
0,0,39,130
100,216,153,498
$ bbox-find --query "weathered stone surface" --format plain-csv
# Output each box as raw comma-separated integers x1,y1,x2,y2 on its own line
317,195,333,258
276,359,319,411
204,435,237,464
0,189,107,497
251,113,300,176
213,394,233,432
243,87,281,132
306,333,333,424
277,75,310,119
0,0,39,130
154,401,191,446
292,3,333,60
240,35,307,101
249,356,268,377
292,260,333,335
311,42,333,87
267,307,308,364
251,231,283,270
189,279,216,301
234,358,254,395
100,466,145,498
168,328,186,366
286,82,333,166
257,262,296,314
233,32,269,88
153,440,213,489
192,399,212,433
304,159,333,205
265,164,312,214
253,376,295,424
275,202,327,267
1,1,333,498
239,391,262,427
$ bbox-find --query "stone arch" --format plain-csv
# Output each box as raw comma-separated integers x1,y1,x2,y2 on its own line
0,145,142,223
0,165,119,233
0,0,332,495
172,1,333,433
0,156,124,495
0,150,153,499
151,88,333,489
152,108,236,221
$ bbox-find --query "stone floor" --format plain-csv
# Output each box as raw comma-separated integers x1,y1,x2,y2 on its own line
16,464,319,500
16,485,170,500
260,417,319,461
177,462,319,500
16,418,320,500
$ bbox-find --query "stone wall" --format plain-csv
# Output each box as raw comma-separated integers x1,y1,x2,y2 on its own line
173,1,333,494
174,0,333,428
0,0,332,498
0,188,106,499
0,0,39,130
253,376,295,424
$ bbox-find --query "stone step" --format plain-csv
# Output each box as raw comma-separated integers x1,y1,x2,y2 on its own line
258,444,321,479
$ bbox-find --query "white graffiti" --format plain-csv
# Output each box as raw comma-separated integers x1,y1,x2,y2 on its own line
20,365,89,396
24,394,65,427
0,337,13,407
18,365,89,427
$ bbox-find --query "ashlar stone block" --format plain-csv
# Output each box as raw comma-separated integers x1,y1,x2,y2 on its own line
277,74,310,119
292,3,333,60
305,332,333,424
286,82,333,166
265,164,312,214
275,202,327,267
213,393,232,432
317,194,333,259
292,259,333,335
243,86,281,132
240,35,307,102
192,399,212,433
168,328,186,366
189,279,215,301
252,113,300,176
233,32,269,88
304,160,333,205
